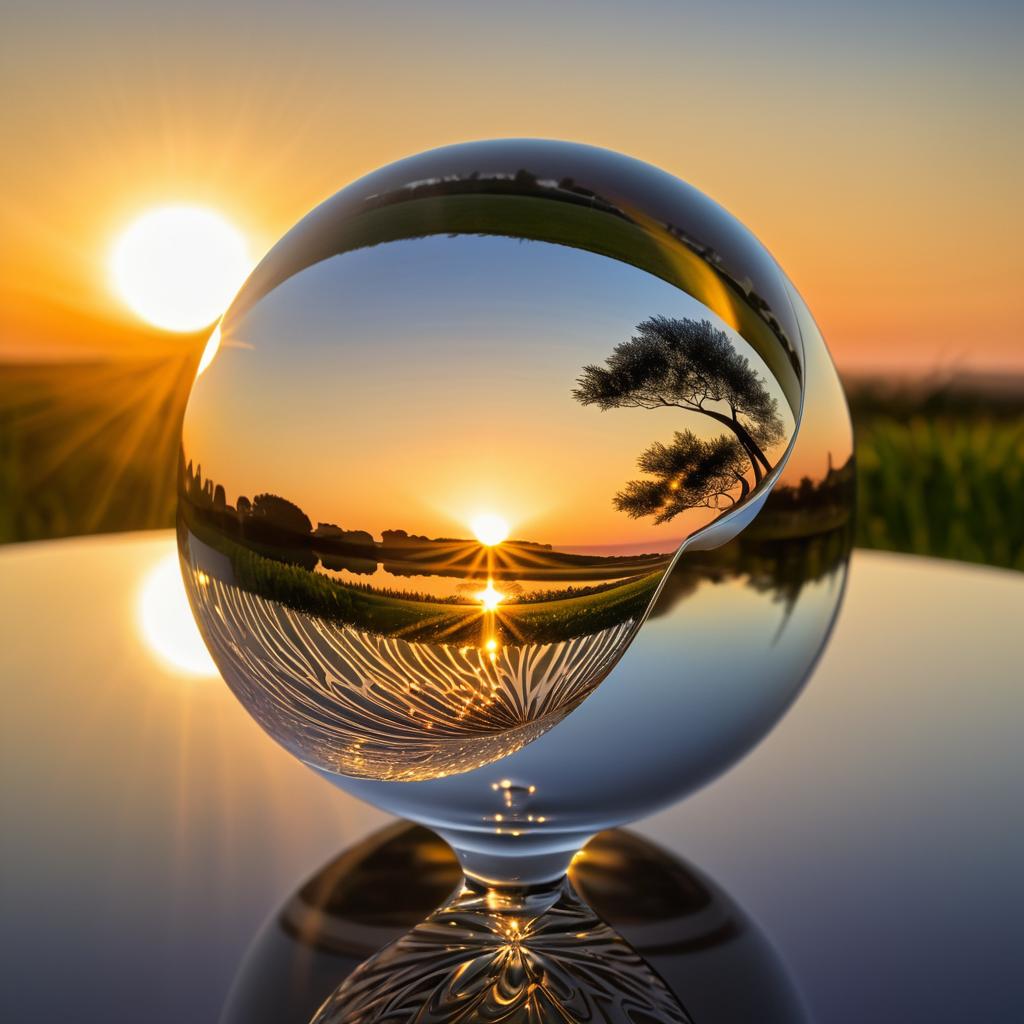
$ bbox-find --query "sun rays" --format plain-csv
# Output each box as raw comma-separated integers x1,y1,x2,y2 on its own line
0,352,199,541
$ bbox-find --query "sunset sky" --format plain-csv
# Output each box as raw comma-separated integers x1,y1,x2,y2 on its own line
2,0,1021,371
184,234,798,551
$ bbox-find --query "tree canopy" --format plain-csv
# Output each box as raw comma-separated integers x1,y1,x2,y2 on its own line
250,493,313,535
574,316,785,483
614,430,751,524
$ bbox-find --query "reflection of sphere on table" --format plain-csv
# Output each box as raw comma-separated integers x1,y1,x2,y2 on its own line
221,823,807,1024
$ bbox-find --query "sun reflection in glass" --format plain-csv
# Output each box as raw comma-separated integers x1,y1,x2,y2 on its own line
471,514,510,547
477,580,503,611
138,551,219,677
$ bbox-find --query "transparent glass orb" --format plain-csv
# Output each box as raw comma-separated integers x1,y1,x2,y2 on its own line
179,140,852,888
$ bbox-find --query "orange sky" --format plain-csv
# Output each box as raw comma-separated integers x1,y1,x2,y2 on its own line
1,2,1021,372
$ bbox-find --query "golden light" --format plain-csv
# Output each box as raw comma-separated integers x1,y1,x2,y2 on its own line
471,513,509,547
137,551,219,678
477,580,503,611
110,205,251,332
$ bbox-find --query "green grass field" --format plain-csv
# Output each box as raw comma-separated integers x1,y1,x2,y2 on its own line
846,376,1024,571
1,357,1021,570
854,414,1023,570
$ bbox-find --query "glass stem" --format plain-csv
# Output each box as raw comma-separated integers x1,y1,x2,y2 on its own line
437,827,592,890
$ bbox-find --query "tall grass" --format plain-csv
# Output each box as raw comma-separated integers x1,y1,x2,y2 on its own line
854,415,1024,570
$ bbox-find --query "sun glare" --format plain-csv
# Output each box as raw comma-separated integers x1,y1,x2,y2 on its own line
111,204,251,332
471,514,509,547
138,551,219,678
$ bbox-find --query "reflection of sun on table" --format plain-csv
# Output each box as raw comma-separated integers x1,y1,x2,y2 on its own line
137,550,218,678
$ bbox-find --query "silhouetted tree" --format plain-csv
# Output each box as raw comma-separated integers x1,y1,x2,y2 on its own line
314,522,376,545
185,461,212,508
250,493,312,535
615,431,751,524
574,316,785,483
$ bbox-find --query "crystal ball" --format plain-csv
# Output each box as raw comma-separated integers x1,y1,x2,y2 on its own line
179,140,852,883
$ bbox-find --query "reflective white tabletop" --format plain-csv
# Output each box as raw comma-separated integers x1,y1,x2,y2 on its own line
2,532,1021,1023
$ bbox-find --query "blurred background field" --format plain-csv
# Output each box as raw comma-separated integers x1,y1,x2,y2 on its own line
2,354,1021,571
3,3,1021,573
849,375,1023,570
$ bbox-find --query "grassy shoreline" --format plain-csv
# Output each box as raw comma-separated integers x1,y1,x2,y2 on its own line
183,517,662,645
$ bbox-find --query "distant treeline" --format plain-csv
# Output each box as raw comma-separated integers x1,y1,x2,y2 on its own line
845,373,1024,423
178,458,674,584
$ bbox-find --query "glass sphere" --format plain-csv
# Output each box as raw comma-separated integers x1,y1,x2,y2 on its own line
179,140,852,885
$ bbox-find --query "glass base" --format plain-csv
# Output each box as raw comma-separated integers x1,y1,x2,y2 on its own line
310,874,692,1023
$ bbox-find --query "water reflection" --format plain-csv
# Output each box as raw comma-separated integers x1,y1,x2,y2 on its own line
221,823,807,1024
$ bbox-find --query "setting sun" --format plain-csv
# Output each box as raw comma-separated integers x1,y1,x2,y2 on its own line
471,514,510,547
110,205,252,332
